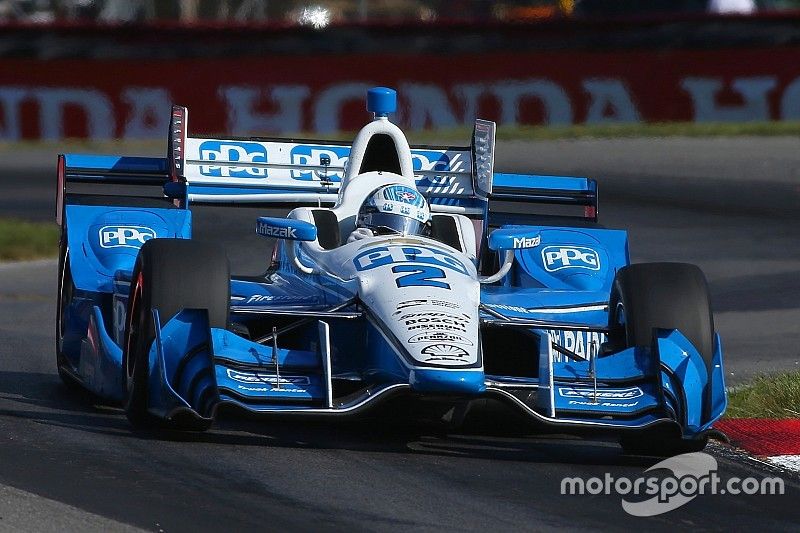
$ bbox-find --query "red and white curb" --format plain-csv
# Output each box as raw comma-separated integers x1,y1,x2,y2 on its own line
715,419,800,472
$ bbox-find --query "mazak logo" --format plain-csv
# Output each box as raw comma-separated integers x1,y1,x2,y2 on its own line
256,222,297,239
99,226,156,249
290,145,348,181
512,235,541,249
198,141,268,178
542,246,601,272
558,386,644,400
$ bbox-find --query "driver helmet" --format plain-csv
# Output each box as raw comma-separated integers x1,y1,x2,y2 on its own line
356,184,431,237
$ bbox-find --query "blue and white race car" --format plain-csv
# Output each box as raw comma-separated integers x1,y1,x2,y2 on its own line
56,87,726,455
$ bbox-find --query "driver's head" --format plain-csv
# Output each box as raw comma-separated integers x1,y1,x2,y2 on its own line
356,185,431,237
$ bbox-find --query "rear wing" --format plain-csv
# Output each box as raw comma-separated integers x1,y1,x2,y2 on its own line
169,105,481,213
55,154,171,226
488,174,599,226
57,104,598,225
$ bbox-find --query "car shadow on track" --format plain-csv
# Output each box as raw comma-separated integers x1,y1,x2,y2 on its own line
0,369,660,468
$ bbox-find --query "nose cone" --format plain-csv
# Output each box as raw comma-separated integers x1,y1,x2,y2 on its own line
409,368,486,394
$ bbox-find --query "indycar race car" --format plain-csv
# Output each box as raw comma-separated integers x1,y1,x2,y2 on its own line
55,87,726,454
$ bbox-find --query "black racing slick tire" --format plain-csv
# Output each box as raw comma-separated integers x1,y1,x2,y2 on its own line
55,230,82,390
122,239,229,430
608,262,715,370
609,262,715,456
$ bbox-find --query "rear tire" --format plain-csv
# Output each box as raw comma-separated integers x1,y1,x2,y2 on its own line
123,239,229,430
609,263,715,456
55,233,81,390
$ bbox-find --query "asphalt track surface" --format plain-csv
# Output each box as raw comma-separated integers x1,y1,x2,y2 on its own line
0,139,799,530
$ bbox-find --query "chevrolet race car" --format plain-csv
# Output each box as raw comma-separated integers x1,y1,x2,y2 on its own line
55,87,726,455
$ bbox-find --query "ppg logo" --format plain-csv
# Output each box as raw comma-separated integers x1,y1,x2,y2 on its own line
198,141,268,178
411,151,451,172
290,145,348,181
99,226,156,249
542,246,601,272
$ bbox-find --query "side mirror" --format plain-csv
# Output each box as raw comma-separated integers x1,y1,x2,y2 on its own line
488,228,541,252
256,217,317,242
481,228,541,284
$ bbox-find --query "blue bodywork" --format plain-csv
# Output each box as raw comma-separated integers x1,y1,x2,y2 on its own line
56,122,726,443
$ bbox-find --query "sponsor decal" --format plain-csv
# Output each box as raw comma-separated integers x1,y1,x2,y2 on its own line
353,245,468,275
396,299,460,312
550,330,606,362
256,221,297,239
512,235,541,249
99,225,156,249
400,311,471,333
559,385,641,408
289,145,348,181
226,368,310,387
408,332,473,346
198,141,268,178
411,150,452,173
558,386,644,400
485,303,532,315
233,294,317,304
420,343,469,361
542,246,601,272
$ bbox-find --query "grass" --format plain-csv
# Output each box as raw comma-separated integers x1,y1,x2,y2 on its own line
408,120,800,143
1,121,799,153
0,218,60,261
726,371,800,419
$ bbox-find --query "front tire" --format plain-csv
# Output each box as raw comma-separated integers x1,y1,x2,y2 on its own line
609,262,715,456
123,239,229,430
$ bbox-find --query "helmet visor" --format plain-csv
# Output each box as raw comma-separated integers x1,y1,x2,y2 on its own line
359,211,430,237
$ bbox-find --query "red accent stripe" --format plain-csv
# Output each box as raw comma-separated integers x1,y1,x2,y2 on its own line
716,419,800,456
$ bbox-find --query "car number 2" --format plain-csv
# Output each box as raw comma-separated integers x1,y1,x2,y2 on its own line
392,265,450,290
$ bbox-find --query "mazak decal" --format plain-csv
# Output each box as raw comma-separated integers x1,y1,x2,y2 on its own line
512,235,541,249
256,221,297,239
99,225,155,249
408,332,473,346
198,141,268,178
420,344,469,361
353,245,468,275
289,145,348,181
542,246,601,272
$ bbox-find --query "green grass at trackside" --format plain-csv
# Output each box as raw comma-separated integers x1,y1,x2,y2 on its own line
1,121,800,153
726,371,800,419
0,219,59,261
408,120,800,143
